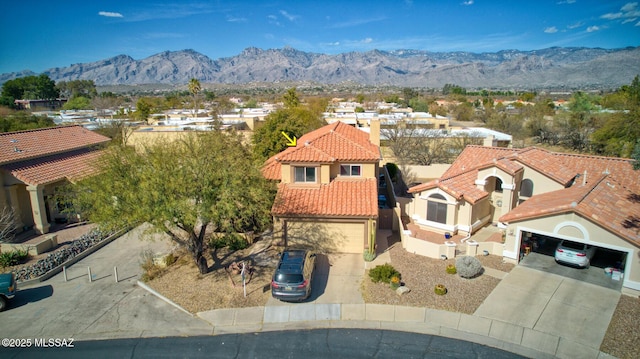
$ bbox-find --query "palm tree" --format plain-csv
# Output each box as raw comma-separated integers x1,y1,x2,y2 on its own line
188,78,201,118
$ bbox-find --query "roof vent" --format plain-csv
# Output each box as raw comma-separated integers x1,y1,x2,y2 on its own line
13,146,22,153
606,182,615,188
304,141,310,146
570,201,577,207
10,139,17,143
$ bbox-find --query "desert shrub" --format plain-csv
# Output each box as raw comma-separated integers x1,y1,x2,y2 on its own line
446,264,457,274
140,250,163,282
0,248,29,268
390,275,401,289
164,253,177,267
434,284,447,295
363,251,376,262
455,256,483,278
369,263,401,284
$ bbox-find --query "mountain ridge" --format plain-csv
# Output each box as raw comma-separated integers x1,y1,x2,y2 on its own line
2,46,639,89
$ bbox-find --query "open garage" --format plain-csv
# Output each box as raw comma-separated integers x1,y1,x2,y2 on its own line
518,231,629,290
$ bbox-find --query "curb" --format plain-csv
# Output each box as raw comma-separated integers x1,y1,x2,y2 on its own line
137,280,193,317
17,228,128,286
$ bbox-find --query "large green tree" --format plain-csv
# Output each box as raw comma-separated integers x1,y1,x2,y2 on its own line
252,107,325,161
592,76,640,158
0,74,59,107
70,131,275,274
0,108,55,132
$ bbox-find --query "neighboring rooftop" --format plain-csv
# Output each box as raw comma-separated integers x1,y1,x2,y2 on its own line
0,125,110,165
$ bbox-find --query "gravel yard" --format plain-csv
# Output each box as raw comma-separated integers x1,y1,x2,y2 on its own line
362,243,510,314
147,243,279,313
600,294,640,359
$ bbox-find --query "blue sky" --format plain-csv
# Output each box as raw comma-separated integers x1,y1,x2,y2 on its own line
1,0,638,74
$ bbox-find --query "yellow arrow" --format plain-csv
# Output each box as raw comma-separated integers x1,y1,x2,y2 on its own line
281,131,297,147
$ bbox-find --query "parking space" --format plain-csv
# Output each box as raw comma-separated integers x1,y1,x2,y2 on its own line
520,233,626,291
266,253,364,306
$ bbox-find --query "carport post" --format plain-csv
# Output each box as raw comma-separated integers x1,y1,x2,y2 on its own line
114,266,118,283
88,266,92,283
63,266,67,282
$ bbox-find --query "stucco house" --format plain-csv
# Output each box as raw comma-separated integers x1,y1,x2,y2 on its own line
405,145,640,291
0,126,110,235
262,121,382,253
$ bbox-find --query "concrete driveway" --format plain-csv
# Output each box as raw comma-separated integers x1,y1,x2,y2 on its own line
0,225,213,340
474,266,620,353
266,253,364,306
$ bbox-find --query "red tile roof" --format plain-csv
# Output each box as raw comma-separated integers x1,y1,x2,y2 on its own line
512,147,579,186
499,175,640,247
262,122,380,180
3,148,103,185
0,126,110,165
272,179,378,218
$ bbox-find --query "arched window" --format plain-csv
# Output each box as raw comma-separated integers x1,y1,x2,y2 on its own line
520,179,534,198
427,193,447,224
494,177,503,193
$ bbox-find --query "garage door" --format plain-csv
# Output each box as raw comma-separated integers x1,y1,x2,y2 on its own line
519,231,628,290
285,220,366,253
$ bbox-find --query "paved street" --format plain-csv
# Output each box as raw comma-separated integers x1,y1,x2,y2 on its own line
0,329,525,359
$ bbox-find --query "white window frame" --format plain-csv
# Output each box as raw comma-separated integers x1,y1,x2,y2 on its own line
294,166,317,183
340,164,362,177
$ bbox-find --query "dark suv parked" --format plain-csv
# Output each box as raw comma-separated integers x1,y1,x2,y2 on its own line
271,250,316,302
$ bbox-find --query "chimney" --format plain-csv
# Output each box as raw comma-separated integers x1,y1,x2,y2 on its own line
483,135,495,147
369,118,380,147
582,170,587,186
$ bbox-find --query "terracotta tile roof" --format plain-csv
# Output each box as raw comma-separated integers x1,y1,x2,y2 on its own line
262,121,380,181
499,175,640,247
0,126,110,165
261,155,281,180
274,121,380,164
442,145,519,178
512,147,576,185
408,170,489,204
552,152,640,193
272,178,378,218
3,147,104,185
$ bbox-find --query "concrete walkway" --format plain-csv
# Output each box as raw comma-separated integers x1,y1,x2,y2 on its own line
195,302,613,359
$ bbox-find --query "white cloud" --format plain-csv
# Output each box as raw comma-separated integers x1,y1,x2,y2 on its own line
601,2,640,22
557,0,576,4
362,38,373,44
567,21,583,29
462,0,474,5
98,11,123,18
544,26,558,33
586,25,600,32
279,10,299,22
226,15,247,23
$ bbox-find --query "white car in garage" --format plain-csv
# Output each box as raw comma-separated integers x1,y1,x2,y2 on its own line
555,240,596,268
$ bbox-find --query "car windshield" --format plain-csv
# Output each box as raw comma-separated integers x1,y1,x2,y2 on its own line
561,241,585,250
275,273,304,283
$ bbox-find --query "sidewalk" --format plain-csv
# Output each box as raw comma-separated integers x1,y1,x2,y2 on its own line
196,303,613,359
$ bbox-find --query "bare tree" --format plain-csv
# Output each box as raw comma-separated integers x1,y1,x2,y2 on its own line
381,125,451,165
0,207,19,243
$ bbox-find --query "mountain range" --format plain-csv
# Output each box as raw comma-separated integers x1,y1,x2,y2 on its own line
2,46,639,90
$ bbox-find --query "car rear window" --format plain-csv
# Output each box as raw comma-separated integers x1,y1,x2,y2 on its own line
561,241,585,250
275,273,304,283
